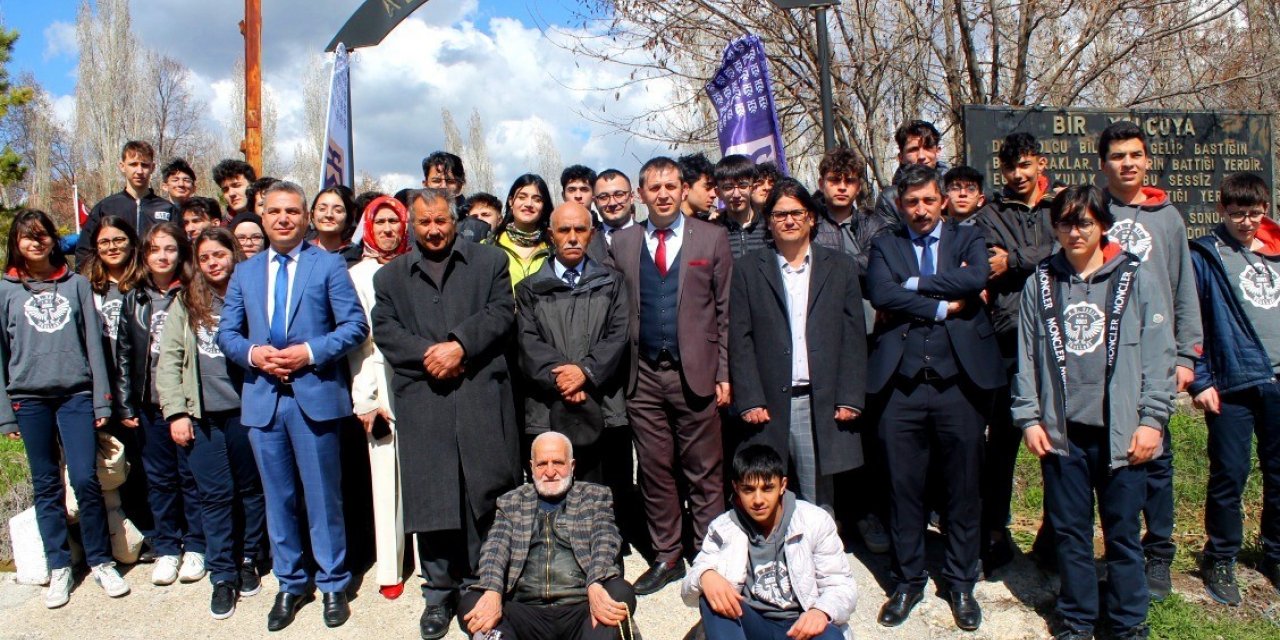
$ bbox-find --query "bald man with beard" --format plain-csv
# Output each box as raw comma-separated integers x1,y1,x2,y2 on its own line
459,432,638,640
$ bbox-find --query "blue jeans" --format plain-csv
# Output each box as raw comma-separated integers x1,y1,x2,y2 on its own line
1204,380,1280,564
699,598,843,640
138,405,205,556
181,411,266,584
1042,426,1148,635
15,394,113,568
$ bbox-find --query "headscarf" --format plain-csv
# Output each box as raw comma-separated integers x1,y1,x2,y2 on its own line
360,195,410,263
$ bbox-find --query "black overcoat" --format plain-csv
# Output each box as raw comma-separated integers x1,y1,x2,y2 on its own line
728,243,868,474
372,240,520,532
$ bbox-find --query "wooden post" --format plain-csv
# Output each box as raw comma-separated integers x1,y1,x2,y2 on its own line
240,0,263,174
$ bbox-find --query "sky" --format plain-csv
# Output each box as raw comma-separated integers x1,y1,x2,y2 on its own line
0,0,679,195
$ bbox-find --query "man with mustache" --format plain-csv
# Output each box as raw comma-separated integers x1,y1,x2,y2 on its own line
371,188,521,639
460,431,638,640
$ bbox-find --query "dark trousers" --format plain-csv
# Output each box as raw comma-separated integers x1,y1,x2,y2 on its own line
417,471,486,605
1204,380,1280,564
1141,426,1176,561
459,577,637,640
628,359,724,563
15,394,113,568
880,376,985,593
247,394,349,594
181,411,266,584
138,405,205,556
1043,425,1148,635
699,598,843,640
981,382,1022,537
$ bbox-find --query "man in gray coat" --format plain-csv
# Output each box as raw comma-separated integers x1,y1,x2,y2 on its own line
371,188,521,639
516,202,631,482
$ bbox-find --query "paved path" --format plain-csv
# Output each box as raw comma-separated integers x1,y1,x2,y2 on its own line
0,542,1058,639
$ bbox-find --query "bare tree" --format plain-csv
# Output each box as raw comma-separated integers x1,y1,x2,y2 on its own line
74,0,145,200
533,124,563,203
145,52,205,162
225,58,283,177
294,54,329,194
563,0,1266,191
467,108,494,193
441,108,463,158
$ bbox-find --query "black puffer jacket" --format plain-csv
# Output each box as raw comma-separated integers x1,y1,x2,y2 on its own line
514,259,630,445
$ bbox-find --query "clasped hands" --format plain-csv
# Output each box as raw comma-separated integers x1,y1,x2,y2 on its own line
552,363,588,404
423,341,465,380
251,344,311,380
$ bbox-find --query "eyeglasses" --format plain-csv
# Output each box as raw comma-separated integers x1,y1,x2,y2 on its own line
1225,208,1268,223
96,237,130,249
947,183,980,195
1054,220,1097,233
594,190,631,204
166,176,194,185
770,209,810,222
718,181,753,194
235,233,265,243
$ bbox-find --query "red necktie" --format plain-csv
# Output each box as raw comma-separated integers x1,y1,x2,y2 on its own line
656,228,671,277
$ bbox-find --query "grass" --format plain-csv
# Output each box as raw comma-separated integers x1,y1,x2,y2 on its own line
1010,409,1280,638
0,436,32,567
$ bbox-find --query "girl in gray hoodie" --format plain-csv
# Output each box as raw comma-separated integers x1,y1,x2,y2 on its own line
0,210,129,607
1012,185,1175,640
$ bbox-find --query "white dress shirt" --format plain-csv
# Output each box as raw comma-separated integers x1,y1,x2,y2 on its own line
602,218,635,247
644,213,684,272
777,249,812,385
252,242,312,366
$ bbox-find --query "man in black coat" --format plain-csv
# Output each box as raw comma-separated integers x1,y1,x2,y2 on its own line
371,188,521,640
75,140,177,262
866,165,1002,632
729,178,867,513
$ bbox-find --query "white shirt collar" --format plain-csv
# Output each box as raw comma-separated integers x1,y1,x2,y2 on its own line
646,212,684,237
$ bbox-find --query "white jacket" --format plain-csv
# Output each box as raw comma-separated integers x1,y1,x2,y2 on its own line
681,499,859,639
347,258,395,419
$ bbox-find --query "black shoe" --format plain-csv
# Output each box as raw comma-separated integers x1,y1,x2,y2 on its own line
210,581,237,620
266,592,311,632
1202,557,1241,606
238,558,261,597
1112,624,1150,640
877,590,923,627
1052,629,1093,640
982,533,1017,578
633,560,686,596
418,603,452,640
322,591,350,628
1145,557,1172,601
947,590,982,631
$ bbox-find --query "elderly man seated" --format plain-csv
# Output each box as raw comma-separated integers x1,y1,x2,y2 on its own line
458,431,638,640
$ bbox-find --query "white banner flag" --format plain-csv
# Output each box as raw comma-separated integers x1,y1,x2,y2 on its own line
320,43,353,190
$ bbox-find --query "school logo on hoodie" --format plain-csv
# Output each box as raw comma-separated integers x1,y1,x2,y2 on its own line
100,299,122,340
149,310,169,356
1063,301,1105,355
24,291,72,334
196,316,224,358
1110,219,1153,262
1240,263,1280,310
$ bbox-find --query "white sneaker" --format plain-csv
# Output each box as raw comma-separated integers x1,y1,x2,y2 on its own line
179,551,207,583
91,563,130,597
45,567,72,608
152,555,180,585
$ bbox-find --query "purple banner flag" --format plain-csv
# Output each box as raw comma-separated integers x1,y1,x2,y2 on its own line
706,35,788,174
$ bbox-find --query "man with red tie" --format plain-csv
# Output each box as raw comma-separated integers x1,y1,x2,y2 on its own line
607,156,734,596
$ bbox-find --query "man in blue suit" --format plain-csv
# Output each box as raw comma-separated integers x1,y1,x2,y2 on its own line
217,181,369,631
865,165,1003,632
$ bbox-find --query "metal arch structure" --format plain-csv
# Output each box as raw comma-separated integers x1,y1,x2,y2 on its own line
326,0,434,52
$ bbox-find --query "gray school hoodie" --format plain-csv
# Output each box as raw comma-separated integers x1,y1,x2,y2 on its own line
1012,244,1177,469
1106,187,1204,370
0,268,113,433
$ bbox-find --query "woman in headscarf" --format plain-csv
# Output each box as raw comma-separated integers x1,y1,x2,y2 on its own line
346,195,411,599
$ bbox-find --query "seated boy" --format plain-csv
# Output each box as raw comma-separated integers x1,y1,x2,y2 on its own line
682,445,857,640
943,165,988,224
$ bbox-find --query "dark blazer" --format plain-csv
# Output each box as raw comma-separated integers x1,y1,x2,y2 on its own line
474,482,621,595
865,221,1003,393
729,244,868,473
608,217,733,398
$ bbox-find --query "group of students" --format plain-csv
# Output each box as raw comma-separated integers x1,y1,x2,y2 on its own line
1,119,1277,640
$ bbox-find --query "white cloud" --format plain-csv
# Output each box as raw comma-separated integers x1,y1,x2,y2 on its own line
120,1,681,193
42,21,76,61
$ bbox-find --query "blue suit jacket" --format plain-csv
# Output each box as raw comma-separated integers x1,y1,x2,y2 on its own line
865,220,1004,393
217,242,369,428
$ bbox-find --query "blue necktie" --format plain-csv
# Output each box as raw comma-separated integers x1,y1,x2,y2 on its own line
916,235,936,277
563,268,579,288
270,253,290,348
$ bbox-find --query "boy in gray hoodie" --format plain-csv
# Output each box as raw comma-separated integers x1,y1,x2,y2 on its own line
1097,120,1204,600
1013,186,1175,640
